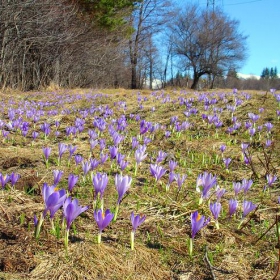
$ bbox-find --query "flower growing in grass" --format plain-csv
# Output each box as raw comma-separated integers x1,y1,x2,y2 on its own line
63,197,88,251
215,186,226,201
114,174,132,221
42,147,51,168
156,150,167,163
233,182,243,196
68,174,79,192
134,145,147,175
228,199,238,217
174,173,187,191
223,158,231,172
264,174,277,191
196,172,217,204
168,160,177,172
92,172,108,210
150,164,167,182
0,174,10,189
238,200,257,229
242,200,256,218
209,202,221,229
35,184,67,238
219,144,226,155
130,212,146,250
190,211,210,256
58,143,68,165
53,170,63,186
9,172,20,189
241,178,253,194
94,209,114,244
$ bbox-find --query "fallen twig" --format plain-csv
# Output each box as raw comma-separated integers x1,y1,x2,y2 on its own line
204,246,234,279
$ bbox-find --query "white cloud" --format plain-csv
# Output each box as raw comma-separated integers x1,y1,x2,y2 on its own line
237,73,260,80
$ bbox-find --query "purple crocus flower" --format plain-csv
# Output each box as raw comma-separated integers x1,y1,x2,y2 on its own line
68,173,79,192
42,183,66,218
265,139,272,148
42,147,51,161
100,153,108,164
74,155,83,166
143,137,152,145
174,173,187,190
130,211,146,250
34,214,38,227
81,161,91,177
220,144,226,153
118,160,129,171
109,146,118,160
53,170,63,186
131,211,146,232
135,145,147,165
94,209,114,244
190,211,210,256
150,164,167,182
223,158,232,170
266,174,277,186
215,186,226,201
233,182,243,196
191,211,210,238
241,178,253,194
115,174,132,205
242,200,256,218
58,142,68,159
228,198,238,217
63,197,88,231
264,122,273,132
196,172,217,201
92,172,108,200
169,160,177,172
9,172,20,188
68,145,77,159
241,143,249,152
131,137,139,149
90,158,99,171
156,150,167,163
32,131,39,140
0,174,10,189
210,202,221,229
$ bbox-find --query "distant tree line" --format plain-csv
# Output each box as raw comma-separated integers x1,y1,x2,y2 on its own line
1,1,275,91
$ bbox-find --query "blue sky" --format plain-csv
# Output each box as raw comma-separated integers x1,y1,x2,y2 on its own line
175,0,280,77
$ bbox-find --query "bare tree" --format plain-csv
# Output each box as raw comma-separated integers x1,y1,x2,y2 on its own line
169,4,247,89
128,0,171,89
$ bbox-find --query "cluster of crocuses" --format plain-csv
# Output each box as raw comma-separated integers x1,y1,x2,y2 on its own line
0,172,20,189
195,172,257,225
189,172,257,256
35,171,146,251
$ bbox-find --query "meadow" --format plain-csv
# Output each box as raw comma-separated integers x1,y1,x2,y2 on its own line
0,88,279,280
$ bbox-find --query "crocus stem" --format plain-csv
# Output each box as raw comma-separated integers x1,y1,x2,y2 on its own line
50,218,55,232
215,220,220,229
65,229,69,251
238,219,243,229
35,213,44,239
113,204,119,222
189,237,193,257
134,163,138,176
97,231,102,244
131,231,135,250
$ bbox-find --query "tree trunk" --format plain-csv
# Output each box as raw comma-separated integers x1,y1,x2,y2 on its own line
191,72,200,89
131,61,137,89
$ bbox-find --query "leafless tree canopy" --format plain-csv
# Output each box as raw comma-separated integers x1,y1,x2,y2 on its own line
169,4,248,89
0,0,131,90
